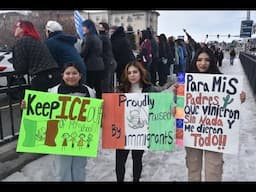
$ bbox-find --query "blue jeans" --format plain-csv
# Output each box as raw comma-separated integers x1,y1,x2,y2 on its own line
169,64,174,81
54,155,87,181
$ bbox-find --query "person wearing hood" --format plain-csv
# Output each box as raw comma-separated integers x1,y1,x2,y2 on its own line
45,20,86,82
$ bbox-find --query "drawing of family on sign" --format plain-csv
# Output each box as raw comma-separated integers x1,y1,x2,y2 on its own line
60,132,93,150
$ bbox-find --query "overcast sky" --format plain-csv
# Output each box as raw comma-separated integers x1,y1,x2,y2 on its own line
157,10,256,43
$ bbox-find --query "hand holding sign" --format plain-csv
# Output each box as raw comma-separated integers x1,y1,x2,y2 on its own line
240,91,246,103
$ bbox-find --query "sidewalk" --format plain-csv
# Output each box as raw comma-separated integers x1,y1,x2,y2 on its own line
0,140,43,180
2,53,256,181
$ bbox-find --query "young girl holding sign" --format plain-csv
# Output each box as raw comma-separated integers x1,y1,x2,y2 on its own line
185,47,246,181
115,61,158,182
48,63,96,181
21,63,96,181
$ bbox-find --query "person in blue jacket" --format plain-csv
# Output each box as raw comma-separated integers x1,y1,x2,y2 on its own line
45,20,86,82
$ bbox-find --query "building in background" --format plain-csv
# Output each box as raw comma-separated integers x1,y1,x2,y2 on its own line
0,10,159,48
80,10,160,34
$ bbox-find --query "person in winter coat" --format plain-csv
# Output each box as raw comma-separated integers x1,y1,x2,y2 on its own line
229,48,236,66
217,48,224,67
138,29,152,73
167,36,176,82
20,63,95,181
45,20,86,82
12,20,60,91
185,47,246,181
158,33,171,86
98,22,117,93
49,63,95,181
111,26,135,84
115,61,158,182
147,28,159,85
81,19,104,98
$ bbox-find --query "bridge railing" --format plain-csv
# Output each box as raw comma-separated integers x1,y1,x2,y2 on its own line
239,52,256,95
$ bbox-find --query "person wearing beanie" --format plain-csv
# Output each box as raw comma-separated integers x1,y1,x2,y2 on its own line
45,20,63,32
81,19,104,98
45,20,87,82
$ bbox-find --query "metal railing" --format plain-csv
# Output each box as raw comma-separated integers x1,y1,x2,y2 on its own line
0,71,31,145
239,52,256,95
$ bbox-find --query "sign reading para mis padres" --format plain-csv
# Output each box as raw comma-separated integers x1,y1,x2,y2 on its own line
16,90,103,157
240,20,253,38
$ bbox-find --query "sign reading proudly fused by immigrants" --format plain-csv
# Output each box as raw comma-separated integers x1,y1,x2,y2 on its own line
102,93,175,151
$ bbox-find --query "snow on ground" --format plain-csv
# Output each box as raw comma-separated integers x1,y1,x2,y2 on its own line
3,53,256,182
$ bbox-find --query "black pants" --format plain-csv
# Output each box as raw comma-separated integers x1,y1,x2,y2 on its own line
102,68,114,93
116,149,144,182
218,59,223,67
150,58,159,85
86,70,104,99
31,68,61,92
158,61,168,86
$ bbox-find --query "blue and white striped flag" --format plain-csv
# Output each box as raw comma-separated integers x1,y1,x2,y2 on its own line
74,10,84,39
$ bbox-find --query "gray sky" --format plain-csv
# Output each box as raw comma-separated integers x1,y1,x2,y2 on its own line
157,10,256,43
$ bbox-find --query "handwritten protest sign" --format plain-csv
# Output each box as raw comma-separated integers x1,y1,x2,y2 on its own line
16,90,103,157
102,93,175,151
180,73,243,154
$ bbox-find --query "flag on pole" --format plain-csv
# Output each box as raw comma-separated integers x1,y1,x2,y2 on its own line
74,10,84,39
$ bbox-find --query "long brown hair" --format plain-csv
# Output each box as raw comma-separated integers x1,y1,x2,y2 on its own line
117,61,151,93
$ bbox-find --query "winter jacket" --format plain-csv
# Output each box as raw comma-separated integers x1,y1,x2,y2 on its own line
48,83,96,98
13,36,58,75
111,26,135,79
99,32,116,72
81,33,104,71
45,31,86,79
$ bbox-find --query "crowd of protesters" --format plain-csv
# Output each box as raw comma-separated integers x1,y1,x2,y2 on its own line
11,18,229,99
11,18,241,182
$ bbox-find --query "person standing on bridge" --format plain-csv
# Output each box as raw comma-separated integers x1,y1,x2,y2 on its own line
21,63,95,181
229,47,236,66
48,63,96,181
185,47,246,181
115,61,158,182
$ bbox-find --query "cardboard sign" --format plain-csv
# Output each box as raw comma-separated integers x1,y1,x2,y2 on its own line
102,93,175,151
17,90,103,157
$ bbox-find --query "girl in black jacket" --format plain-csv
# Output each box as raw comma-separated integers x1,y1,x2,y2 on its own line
115,61,157,182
